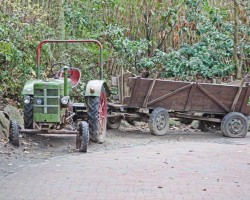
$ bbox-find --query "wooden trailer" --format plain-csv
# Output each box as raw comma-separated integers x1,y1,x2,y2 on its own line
108,73,250,138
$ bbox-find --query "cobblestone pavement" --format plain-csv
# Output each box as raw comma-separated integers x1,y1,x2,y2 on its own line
1,137,250,200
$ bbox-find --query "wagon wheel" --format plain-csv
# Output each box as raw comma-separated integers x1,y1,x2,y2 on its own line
107,117,121,129
221,112,248,138
78,121,89,153
149,107,169,136
9,120,20,147
87,87,107,143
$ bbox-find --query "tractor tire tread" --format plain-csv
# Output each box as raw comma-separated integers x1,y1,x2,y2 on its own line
24,98,33,129
79,121,89,153
9,120,20,146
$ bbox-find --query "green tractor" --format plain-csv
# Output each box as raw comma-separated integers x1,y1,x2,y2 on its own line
9,40,108,152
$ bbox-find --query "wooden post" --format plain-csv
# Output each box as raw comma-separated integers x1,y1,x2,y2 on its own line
121,67,124,103
231,79,244,111
142,73,158,108
184,83,196,111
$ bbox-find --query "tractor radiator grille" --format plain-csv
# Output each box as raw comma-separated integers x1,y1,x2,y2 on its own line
34,107,59,114
34,89,59,97
33,85,60,122
34,88,60,113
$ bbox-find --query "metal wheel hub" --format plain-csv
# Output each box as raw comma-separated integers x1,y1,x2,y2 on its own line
156,113,166,131
229,119,243,134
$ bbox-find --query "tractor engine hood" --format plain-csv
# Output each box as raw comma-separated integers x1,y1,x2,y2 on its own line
22,79,71,96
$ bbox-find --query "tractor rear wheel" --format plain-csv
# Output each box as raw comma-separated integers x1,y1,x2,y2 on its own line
9,120,20,146
87,87,107,143
78,121,89,153
24,97,33,129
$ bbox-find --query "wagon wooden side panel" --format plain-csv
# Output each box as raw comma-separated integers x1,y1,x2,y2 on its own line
125,77,250,115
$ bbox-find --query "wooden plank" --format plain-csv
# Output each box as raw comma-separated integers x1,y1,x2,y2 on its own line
127,78,137,88
123,96,131,105
117,75,122,103
172,113,222,123
107,102,125,108
142,73,158,108
129,78,242,96
231,80,244,111
129,77,142,106
195,83,239,96
184,83,196,111
197,84,230,112
240,86,250,114
153,90,225,113
123,72,133,98
147,83,193,106
232,92,247,112
150,80,190,91
149,83,191,100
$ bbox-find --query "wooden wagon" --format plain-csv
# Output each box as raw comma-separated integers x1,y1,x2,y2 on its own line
108,73,250,138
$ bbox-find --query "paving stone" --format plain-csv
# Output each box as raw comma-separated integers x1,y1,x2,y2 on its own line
1,142,250,200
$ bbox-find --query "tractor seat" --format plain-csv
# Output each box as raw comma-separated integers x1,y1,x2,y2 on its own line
57,67,81,88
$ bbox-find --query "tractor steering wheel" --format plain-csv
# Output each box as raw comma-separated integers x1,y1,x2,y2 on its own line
50,63,73,78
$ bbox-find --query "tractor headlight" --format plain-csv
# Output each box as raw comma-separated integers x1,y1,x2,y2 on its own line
36,98,43,105
24,96,31,104
61,96,69,105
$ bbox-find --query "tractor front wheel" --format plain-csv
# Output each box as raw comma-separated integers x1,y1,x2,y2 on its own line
87,87,107,143
78,121,89,153
9,120,20,146
24,96,33,129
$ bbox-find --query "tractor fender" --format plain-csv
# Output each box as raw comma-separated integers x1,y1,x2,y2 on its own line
85,80,110,97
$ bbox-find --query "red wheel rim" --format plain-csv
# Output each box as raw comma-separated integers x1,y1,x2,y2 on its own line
98,91,107,135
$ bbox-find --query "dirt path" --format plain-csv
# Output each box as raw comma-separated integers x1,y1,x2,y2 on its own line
1,121,250,179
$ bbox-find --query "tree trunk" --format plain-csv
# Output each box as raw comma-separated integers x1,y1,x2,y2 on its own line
56,0,65,39
233,0,241,79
